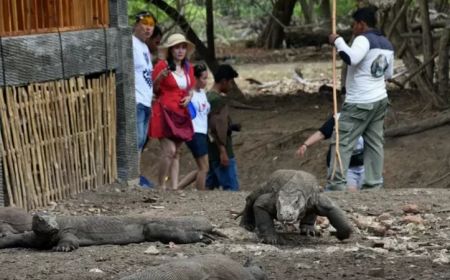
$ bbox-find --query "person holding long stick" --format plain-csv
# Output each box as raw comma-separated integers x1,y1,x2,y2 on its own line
327,6,394,190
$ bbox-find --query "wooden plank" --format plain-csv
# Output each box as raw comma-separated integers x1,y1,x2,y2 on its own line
11,86,30,209
68,78,82,194
52,80,67,197
4,0,12,33
0,2,5,34
11,0,19,32
17,86,38,209
5,87,24,208
57,79,75,197
30,83,49,206
76,76,89,190
0,88,16,206
20,86,40,209
85,78,96,189
44,82,64,202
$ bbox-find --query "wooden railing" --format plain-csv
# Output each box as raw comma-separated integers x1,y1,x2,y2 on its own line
0,0,109,37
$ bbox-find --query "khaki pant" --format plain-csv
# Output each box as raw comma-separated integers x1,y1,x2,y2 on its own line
327,98,388,191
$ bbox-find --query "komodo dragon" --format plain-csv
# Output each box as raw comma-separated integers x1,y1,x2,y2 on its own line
239,169,353,244
120,254,268,280
0,214,218,251
0,207,32,236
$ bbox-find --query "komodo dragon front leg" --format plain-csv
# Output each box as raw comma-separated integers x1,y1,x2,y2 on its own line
315,194,353,240
253,193,286,245
299,212,320,237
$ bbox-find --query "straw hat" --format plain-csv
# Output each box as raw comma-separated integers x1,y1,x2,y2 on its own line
158,33,195,59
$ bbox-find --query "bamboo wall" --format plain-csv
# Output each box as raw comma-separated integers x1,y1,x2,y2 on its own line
0,73,117,210
0,0,109,37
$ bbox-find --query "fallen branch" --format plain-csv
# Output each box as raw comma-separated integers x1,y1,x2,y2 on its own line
426,172,450,187
385,110,450,137
228,99,262,110
243,127,315,153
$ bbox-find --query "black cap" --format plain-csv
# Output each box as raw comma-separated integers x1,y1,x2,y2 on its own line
134,11,156,23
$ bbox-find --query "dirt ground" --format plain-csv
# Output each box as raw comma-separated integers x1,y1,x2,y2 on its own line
1,48,450,279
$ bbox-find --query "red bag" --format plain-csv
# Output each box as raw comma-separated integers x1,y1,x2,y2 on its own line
160,104,194,142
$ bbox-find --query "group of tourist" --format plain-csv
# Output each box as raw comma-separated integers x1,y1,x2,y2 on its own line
132,11,240,191
133,5,394,193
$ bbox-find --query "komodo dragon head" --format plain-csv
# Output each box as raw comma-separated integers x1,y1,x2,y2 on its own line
275,183,306,224
32,214,59,235
244,257,269,280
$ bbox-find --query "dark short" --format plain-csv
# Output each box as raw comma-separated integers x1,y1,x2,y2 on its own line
185,133,208,158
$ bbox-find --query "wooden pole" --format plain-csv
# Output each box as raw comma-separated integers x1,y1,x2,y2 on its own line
331,0,343,179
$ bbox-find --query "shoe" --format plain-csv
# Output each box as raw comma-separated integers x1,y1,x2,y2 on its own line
139,176,155,188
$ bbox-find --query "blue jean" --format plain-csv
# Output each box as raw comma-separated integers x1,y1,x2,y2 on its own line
136,103,151,151
206,158,239,191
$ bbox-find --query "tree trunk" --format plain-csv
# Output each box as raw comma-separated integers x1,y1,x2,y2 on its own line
298,0,317,24
319,0,331,21
206,0,215,60
418,0,435,82
256,0,297,49
437,22,450,106
385,110,450,137
148,0,245,99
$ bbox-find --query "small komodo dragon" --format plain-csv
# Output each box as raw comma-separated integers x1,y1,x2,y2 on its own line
239,169,353,244
120,254,268,280
0,214,218,251
0,207,32,236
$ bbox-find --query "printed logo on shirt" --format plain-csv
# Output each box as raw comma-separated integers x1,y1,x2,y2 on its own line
370,54,389,78
199,102,208,112
143,52,150,65
143,69,152,88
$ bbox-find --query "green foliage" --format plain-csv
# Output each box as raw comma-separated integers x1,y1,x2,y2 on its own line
126,0,358,39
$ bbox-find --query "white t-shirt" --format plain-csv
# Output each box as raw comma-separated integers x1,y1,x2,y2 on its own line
132,35,153,107
190,88,210,134
171,72,188,90
334,30,394,104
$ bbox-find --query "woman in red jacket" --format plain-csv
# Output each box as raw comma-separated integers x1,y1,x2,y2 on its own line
150,33,196,190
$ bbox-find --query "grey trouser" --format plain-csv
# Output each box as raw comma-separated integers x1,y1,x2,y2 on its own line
327,98,388,190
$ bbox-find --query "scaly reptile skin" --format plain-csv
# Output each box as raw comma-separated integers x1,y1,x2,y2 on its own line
0,214,217,251
0,207,32,236
240,169,353,244
119,254,268,280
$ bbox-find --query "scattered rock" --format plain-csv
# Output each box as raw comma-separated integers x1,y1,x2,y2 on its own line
377,212,392,221
402,204,420,214
296,263,312,269
402,215,424,225
368,268,385,278
144,246,160,255
432,249,450,264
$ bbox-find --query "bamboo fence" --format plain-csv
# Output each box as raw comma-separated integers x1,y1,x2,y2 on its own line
0,72,117,210
0,0,109,37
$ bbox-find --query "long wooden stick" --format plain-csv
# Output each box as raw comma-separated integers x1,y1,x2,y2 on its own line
331,0,343,180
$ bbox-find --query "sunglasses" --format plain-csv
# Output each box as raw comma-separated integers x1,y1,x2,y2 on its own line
139,16,155,27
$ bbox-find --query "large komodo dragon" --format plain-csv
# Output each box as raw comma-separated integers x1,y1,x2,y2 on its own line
0,207,32,236
0,214,218,251
120,254,268,280
240,169,353,244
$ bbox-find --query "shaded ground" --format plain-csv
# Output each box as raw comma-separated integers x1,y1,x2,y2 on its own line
1,49,450,279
